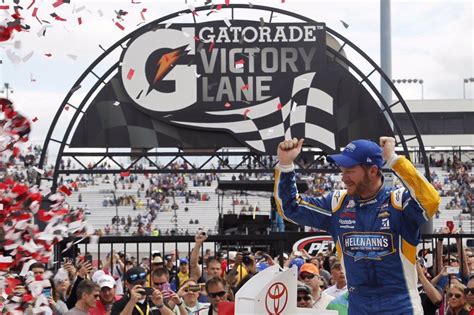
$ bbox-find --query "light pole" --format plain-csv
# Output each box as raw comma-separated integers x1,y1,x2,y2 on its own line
0,83,14,99
392,78,424,99
463,78,474,99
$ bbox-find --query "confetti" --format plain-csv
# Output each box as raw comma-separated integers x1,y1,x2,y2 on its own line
224,102,231,108
50,13,67,21
241,84,249,90
22,51,34,62
113,101,120,106
208,40,215,52
77,17,82,25
26,0,35,10
44,53,52,57
58,185,72,196
0,5,10,10
277,102,283,110
127,68,135,80
32,117,38,122
97,9,104,17
194,71,201,78
70,85,81,93
225,0,230,6
259,17,265,27
216,4,223,10
340,20,349,29
243,108,251,117
64,105,69,110
235,59,245,69
115,22,125,30
66,54,77,60
120,171,130,177
140,8,147,21
131,0,141,3
52,0,65,8
224,18,231,27
31,7,38,17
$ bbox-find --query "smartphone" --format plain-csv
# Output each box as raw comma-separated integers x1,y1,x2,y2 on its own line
188,285,200,292
142,287,154,296
446,221,454,233
85,254,93,265
42,287,52,298
447,266,459,274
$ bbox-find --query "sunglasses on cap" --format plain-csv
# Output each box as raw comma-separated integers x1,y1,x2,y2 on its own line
208,291,226,298
128,272,147,282
300,273,316,280
297,295,311,302
448,293,463,299
464,288,474,295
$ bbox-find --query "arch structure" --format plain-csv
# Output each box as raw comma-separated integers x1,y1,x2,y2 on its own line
37,4,429,191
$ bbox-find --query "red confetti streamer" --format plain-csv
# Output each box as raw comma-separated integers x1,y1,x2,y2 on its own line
32,7,38,17
64,105,69,111
277,102,283,110
140,8,147,20
241,84,249,90
120,171,130,177
192,10,198,16
225,0,230,6
224,102,231,108
45,53,52,57
243,109,250,117
216,4,223,10
208,40,215,52
52,0,64,8
51,13,67,21
58,185,72,196
0,5,9,10
131,0,141,3
26,0,35,10
115,22,125,30
77,17,82,25
127,68,135,80
193,36,201,42
32,117,38,122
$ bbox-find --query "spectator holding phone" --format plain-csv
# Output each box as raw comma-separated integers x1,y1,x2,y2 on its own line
111,267,174,315
150,268,185,313
67,260,94,309
177,279,209,314
65,280,100,315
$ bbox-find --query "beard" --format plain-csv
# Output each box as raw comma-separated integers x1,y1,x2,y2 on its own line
345,170,372,197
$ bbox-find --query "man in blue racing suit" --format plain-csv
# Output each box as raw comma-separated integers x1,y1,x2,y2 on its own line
274,137,440,314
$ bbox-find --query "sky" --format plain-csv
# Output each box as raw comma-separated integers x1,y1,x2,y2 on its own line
0,0,473,147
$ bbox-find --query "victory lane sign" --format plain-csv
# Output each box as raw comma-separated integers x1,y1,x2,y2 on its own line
120,20,326,116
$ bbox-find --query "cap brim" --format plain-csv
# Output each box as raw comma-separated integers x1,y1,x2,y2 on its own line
327,153,360,167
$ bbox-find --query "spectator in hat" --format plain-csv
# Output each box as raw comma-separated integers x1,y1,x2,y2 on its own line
65,280,100,315
176,258,190,288
111,266,174,315
299,263,334,309
323,262,347,298
296,283,313,309
89,274,119,315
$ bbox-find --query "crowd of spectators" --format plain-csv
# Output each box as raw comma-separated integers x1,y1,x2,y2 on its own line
2,229,474,314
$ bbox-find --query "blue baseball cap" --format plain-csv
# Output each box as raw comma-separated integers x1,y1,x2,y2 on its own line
328,139,384,169
179,258,189,264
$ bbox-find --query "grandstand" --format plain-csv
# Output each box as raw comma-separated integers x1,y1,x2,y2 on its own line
65,165,472,236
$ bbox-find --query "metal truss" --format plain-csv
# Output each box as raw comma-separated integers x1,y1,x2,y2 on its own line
38,3,430,191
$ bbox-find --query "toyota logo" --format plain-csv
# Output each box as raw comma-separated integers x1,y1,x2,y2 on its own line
265,282,288,315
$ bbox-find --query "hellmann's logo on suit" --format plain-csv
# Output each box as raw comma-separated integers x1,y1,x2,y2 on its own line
342,232,395,261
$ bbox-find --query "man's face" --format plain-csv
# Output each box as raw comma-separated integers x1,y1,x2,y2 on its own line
297,291,312,308
468,257,474,271
331,267,346,284
182,282,199,304
341,165,375,196
207,282,227,309
443,256,459,267
152,275,169,291
179,263,189,274
84,289,100,308
32,267,45,278
207,261,222,278
99,286,116,304
299,272,319,291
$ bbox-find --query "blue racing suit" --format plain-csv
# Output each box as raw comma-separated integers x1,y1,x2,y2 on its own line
274,156,440,315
